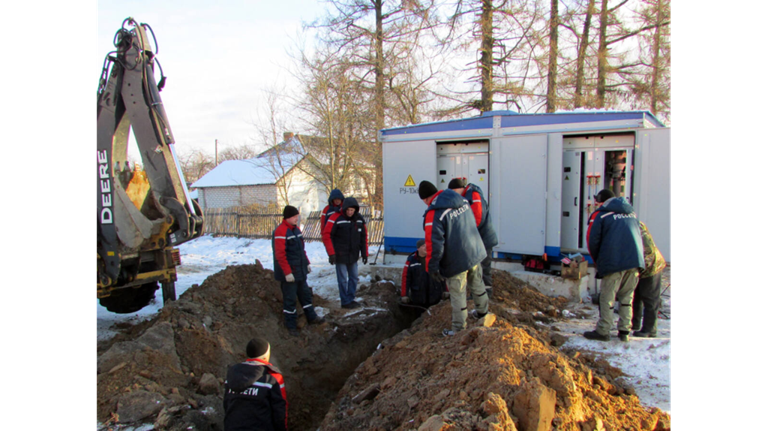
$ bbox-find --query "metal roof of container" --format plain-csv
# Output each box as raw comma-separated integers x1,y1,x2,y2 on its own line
380,110,665,136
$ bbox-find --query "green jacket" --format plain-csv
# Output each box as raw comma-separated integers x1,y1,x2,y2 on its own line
639,221,666,278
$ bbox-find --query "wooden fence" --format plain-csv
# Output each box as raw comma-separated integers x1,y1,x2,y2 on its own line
203,206,384,245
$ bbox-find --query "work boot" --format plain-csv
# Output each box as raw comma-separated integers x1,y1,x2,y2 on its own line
618,331,630,342
583,330,610,342
309,316,325,325
349,301,362,309
632,330,657,338
470,309,486,320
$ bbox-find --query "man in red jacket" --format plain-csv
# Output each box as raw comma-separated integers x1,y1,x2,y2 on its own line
223,338,287,431
272,206,325,336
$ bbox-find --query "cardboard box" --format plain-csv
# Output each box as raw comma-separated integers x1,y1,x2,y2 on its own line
561,260,588,280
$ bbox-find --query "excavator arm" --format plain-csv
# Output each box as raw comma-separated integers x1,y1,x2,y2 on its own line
97,18,204,313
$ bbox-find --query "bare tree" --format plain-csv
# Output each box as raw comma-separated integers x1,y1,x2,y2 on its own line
178,149,215,184
545,0,559,112
217,143,260,162
438,0,547,113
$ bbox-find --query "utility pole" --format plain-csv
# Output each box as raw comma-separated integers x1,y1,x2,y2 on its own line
215,139,218,166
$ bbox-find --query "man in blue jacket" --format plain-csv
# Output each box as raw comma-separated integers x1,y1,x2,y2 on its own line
448,177,499,297
584,189,645,342
320,189,345,230
418,180,489,336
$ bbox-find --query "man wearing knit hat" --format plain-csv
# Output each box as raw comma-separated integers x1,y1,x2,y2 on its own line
583,189,645,342
418,180,489,336
448,177,498,297
272,205,325,336
223,338,288,430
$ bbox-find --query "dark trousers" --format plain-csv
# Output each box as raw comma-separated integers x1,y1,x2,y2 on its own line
281,280,318,329
481,247,493,287
631,272,662,334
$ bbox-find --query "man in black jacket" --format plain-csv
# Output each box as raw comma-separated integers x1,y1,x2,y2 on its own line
322,197,369,309
223,338,287,431
400,239,449,311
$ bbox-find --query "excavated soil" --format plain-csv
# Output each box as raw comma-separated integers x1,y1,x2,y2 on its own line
97,265,671,431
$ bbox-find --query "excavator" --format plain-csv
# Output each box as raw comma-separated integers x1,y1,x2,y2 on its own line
97,18,204,313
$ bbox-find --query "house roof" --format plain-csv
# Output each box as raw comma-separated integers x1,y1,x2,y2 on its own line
191,137,305,188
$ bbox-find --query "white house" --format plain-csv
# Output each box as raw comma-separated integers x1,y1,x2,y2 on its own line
191,134,371,216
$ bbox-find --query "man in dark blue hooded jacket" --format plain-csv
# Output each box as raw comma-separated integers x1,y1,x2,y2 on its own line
449,177,498,296
584,189,645,342
418,180,488,336
321,189,345,230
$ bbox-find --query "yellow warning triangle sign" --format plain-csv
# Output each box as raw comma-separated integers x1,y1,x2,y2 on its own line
404,175,416,187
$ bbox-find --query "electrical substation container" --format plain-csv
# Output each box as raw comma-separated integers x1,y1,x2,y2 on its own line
380,110,670,265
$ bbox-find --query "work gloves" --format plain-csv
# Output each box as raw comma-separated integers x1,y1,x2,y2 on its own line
329,255,336,265
442,291,450,300
285,273,295,283
307,266,312,274
400,296,411,304
429,271,445,283
362,256,368,264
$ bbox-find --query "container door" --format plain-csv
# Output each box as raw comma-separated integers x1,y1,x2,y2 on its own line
383,139,438,247
467,153,489,197
560,150,583,250
496,135,547,255
436,155,460,189
634,128,671,261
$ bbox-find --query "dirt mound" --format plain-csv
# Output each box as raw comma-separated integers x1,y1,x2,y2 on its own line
319,292,670,430
97,261,406,430
97,265,670,431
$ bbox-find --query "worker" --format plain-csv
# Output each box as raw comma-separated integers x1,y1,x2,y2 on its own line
418,180,488,336
223,338,287,431
631,221,667,338
321,189,345,230
400,239,449,311
272,205,325,336
448,177,498,297
583,189,645,342
322,197,369,309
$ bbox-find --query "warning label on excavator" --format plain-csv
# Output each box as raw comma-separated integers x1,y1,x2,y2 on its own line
404,175,416,187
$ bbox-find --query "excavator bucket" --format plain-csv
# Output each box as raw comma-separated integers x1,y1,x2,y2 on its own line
97,18,203,313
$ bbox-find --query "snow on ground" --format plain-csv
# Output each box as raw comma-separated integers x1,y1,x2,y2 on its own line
555,299,671,413
97,235,378,340
97,235,671,414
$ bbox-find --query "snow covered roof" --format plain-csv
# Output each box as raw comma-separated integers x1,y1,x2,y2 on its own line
190,158,278,188
191,137,305,188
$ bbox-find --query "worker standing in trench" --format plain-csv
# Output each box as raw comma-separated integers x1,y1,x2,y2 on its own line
323,197,369,309
418,180,489,336
448,177,498,298
272,205,325,336
400,239,450,314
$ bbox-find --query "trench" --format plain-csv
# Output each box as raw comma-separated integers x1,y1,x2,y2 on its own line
96,264,424,431
281,287,421,430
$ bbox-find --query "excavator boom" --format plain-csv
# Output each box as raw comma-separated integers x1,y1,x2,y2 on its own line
97,18,204,313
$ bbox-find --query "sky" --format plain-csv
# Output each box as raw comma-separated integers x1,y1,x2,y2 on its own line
98,0,329,159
